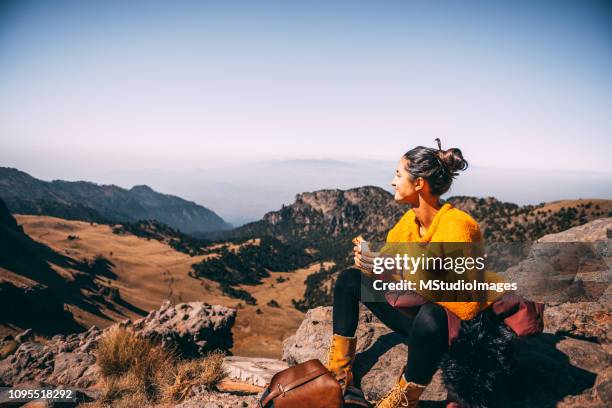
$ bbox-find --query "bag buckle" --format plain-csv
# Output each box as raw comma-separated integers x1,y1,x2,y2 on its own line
277,383,287,397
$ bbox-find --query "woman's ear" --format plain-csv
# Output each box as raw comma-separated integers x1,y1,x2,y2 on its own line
414,177,425,191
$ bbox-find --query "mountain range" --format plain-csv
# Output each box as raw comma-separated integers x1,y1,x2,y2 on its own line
1,170,611,354
0,167,231,233
223,188,612,244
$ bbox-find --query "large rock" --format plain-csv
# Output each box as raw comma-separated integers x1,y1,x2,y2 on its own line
0,326,101,387
537,218,612,243
223,356,289,387
282,306,610,407
126,300,236,357
503,218,611,304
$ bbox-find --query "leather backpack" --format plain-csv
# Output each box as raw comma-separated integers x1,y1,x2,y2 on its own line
258,359,344,408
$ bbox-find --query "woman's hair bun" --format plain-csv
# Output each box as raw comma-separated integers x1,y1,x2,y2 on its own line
438,148,468,173
403,138,468,196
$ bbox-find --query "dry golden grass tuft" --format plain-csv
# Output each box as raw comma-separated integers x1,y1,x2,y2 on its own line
95,326,174,404
95,326,175,381
93,327,227,407
161,351,227,402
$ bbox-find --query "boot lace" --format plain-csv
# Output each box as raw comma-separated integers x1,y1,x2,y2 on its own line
377,382,412,408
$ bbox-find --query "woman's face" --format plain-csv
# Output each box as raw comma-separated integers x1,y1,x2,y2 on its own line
391,157,419,204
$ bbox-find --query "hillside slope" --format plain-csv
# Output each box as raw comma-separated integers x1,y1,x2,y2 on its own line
0,167,231,233
0,199,94,334
5,212,319,357
448,196,612,241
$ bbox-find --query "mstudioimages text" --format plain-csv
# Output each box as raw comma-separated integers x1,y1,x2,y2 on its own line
372,279,518,293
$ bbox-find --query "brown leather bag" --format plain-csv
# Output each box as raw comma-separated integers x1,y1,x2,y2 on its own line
258,359,344,408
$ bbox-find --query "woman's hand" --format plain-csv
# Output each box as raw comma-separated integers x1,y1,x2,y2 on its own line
354,250,381,276
352,236,380,276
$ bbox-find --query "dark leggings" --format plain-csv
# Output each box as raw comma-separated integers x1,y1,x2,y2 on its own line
332,268,448,385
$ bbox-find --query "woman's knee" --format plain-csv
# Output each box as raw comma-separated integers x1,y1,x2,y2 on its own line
334,267,362,292
411,302,448,341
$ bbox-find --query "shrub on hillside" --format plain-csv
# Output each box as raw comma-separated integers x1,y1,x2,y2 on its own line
267,299,281,308
220,284,257,305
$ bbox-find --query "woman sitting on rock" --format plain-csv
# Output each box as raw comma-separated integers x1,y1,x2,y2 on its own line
326,139,543,408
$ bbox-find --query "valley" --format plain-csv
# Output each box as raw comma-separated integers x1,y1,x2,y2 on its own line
4,215,325,357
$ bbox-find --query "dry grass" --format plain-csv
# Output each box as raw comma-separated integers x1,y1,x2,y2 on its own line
96,327,174,404
161,351,227,402
96,326,174,380
94,327,227,407
233,261,335,357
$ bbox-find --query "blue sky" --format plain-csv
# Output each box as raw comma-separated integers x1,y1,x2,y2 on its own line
1,1,611,224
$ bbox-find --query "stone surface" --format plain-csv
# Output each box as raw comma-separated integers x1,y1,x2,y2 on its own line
503,218,611,304
545,301,611,344
537,218,612,243
282,305,611,407
174,390,258,408
15,328,34,343
126,300,237,357
0,326,101,388
223,356,289,387
173,391,255,408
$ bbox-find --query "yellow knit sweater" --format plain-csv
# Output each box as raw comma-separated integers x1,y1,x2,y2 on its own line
385,202,499,320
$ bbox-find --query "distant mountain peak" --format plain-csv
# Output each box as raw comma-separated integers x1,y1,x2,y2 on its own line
0,168,231,234
229,185,405,242
130,185,154,193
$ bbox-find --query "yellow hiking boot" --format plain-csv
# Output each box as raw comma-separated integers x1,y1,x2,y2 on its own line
325,333,357,388
375,374,427,408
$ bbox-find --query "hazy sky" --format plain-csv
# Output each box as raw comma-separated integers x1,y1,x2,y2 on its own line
1,1,611,224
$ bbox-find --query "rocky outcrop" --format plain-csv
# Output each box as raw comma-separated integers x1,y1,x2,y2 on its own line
124,300,236,357
503,218,611,304
0,301,236,388
282,305,610,407
0,326,101,388
227,186,405,242
537,218,612,243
